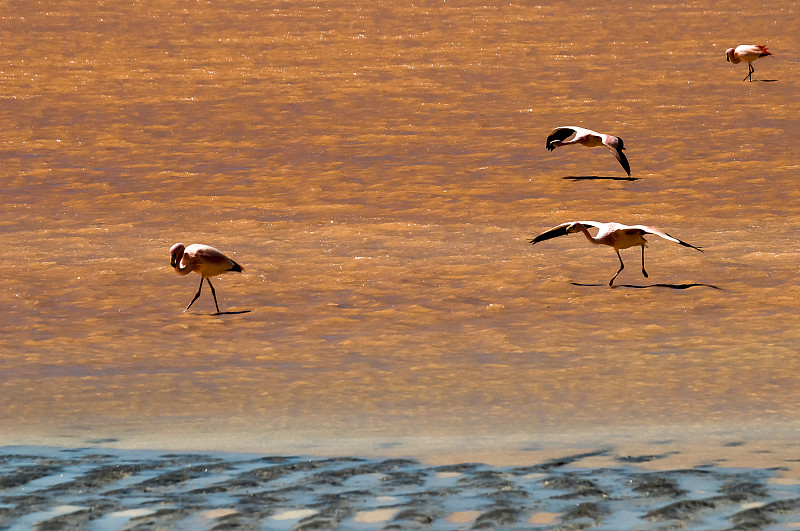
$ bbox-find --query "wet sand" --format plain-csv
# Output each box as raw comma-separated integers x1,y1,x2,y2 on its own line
2,440,800,530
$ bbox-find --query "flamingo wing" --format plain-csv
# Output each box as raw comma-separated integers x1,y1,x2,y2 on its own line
737,44,772,58
545,127,576,150
529,221,602,245
609,144,631,176
755,44,772,56
188,245,228,262
631,225,703,252
188,244,245,275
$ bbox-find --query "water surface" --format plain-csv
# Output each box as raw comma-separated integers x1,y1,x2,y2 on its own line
1,0,799,454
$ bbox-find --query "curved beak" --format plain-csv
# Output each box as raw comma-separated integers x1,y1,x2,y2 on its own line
170,254,178,268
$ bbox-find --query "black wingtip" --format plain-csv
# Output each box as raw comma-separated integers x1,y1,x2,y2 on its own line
684,244,704,253
229,261,244,272
546,127,575,151
617,148,631,176
679,240,703,252
663,232,703,252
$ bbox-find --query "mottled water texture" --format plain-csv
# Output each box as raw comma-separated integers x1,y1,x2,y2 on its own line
1,445,800,530
1,1,799,453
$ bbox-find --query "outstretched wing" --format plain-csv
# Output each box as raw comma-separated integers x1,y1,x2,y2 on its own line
529,222,572,244
632,225,703,252
545,127,576,151
528,221,602,245
609,144,631,176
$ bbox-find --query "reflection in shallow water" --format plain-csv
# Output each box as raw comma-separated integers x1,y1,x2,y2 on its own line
0,0,799,452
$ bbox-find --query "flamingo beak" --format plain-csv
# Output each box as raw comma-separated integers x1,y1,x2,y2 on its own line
170,254,178,268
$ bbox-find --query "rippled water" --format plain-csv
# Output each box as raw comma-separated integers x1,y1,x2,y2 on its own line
1,0,799,452
3,445,800,530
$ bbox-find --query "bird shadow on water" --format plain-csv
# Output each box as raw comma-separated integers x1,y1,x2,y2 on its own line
755,79,778,82
571,282,722,290
212,310,252,316
562,175,639,181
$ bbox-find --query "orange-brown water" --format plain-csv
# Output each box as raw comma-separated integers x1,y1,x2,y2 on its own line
1,0,799,455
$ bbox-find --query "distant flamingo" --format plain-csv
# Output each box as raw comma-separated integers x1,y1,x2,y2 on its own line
529,221,702,286
169,243,243,312
546,126,631,176
725,45,772,81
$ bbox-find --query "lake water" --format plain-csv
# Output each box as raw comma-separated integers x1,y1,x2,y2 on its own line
1,0,799,457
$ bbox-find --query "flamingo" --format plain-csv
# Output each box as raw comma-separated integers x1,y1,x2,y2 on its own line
725,45,772,81
545,126,631,176
528,221,702,286
169,243,243,312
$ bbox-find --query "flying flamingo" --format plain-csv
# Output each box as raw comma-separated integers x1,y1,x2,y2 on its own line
725,45,772,81
545,126,631,176
169,243,243,312
528,221,702,286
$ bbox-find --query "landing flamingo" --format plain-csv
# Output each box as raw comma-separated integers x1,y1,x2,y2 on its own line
169,243,243,312
529,221,702,286
725,45,772,81
545,126,631,176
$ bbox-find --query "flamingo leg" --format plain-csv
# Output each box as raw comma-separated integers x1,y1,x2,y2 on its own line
185,277,205,312
744,63,754,82
609,250,625,286
641,245,649,278
207,278,221,313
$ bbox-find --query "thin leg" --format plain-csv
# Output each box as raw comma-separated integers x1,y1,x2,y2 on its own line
207,278,220,313
185,277,204,312
744,63,754,82
609,250,625,286
641,245,649,278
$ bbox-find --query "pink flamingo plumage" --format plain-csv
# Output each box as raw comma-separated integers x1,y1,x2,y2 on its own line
725,45,772,81
529,221,703,286
545,126,631,176
169,243,243,312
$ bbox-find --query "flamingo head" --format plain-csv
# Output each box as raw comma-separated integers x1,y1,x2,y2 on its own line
566,222,584,234
725,48,736,62
169,242,185,268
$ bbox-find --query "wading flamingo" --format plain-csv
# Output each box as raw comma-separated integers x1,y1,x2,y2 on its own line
528,221,702,286
169,243,243,312
545,126,631,176
725,45,772,81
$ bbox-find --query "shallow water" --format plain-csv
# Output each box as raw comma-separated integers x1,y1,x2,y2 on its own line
1,0,799,451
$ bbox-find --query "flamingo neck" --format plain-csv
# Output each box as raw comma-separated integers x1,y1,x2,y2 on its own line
577,225,602,245
173,251,193,275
